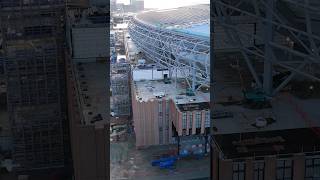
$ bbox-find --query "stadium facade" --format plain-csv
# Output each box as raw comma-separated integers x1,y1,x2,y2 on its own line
128,5,210,92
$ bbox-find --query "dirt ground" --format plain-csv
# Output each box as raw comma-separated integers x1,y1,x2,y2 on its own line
110,134,210,180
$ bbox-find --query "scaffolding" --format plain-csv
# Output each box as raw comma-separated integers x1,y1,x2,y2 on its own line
0,0,67,172
111,63,131,116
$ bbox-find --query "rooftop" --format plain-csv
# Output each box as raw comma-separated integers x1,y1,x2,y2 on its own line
214,128,320,159
213,81,320,135
134,5,209,38
132,67,210,111
73,61,108,127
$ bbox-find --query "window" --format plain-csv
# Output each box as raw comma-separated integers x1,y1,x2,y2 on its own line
254,161,265,180
182,129,186,136
205,111,210,128
233,162,245,180
159,126,163,144
305,158,320,180
166,100,169,113
189,112,193,129
158,101,162,113
276,159,293,180
182,113,187,129
196,112,201,128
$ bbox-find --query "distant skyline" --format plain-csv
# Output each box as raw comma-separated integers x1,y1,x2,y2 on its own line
116,0,209,9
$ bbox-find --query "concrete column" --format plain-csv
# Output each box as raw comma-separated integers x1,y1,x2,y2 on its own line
186,111,190,135
177,112,182,136
201,110,205,134
264,156,276,180
293,154,305,180
219,159,233,180
192,111,196,135
211,146,219,180
245,158,254,180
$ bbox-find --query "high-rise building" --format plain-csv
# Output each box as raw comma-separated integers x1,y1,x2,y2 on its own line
0,0,70,173
66,7,109,180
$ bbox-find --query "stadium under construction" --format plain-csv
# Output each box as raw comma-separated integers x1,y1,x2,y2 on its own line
128,5,211,154
126,1,320,179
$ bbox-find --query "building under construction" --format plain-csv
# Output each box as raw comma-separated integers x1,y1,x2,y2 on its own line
210,1,320,179
111,62,131,117
0,0,69,173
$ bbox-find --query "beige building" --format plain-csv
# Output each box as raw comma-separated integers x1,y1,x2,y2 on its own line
131,66,210,151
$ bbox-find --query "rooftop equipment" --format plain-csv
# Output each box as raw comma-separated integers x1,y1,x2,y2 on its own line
186,88,195,96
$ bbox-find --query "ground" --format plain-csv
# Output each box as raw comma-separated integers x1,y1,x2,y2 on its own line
110,134,210,180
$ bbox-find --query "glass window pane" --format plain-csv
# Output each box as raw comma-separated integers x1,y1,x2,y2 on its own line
233,163,238,171
277,169,283,179
260,163,264,169
254,172,258,180
233,173,238,180
239,172,244,180
314,165,320,177
284,168,291,178
239,163,244,170
306,167,313,177
277,160,284,168
306,159,312,166
315,159,320,165
285,160,292,167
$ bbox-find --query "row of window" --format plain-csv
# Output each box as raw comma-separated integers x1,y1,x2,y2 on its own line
182,111,210,130
233,158,320,180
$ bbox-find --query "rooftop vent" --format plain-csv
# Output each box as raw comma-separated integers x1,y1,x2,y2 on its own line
154,92,165,98
255,117,267,128
176,96,183,99
186,88,195,96
189,98,196,102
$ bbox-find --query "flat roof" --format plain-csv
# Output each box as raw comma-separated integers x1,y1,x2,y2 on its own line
113,23,128,29
215,128,320,159
73,61,108,126
132,67,209,111
213,82,320,134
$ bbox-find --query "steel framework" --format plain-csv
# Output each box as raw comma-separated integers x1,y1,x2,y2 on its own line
212,0,320,96
0,0,67,172
111,63,131,116
128,6,210,92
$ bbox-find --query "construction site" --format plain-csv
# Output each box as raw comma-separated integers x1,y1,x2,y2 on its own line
110,3,212,180
0,0,108,179
0,0,70,177
0,0,320,179
210,0,320,179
